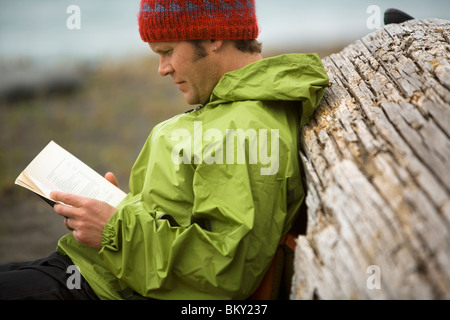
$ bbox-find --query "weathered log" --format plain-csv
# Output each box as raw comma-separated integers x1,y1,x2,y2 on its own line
291,18,450,299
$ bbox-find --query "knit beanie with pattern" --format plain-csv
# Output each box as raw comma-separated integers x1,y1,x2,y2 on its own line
138,0,259,42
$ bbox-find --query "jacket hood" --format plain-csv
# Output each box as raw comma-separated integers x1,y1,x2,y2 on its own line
209,53,329,126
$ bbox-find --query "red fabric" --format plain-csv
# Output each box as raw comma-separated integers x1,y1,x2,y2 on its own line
138,0,259,42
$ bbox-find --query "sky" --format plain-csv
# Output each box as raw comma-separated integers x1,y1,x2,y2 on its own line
0,0,448,63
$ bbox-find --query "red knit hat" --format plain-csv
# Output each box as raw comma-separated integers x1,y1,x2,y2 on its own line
138,0,259,42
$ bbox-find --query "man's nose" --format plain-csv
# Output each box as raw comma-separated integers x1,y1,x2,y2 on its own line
158,57,174,76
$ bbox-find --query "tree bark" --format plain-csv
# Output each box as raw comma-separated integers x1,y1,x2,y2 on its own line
291,19,450,299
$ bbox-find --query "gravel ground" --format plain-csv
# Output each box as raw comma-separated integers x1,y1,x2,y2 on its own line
0,193,69,264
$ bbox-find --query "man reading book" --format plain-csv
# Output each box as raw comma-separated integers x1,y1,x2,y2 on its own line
0,0,328,300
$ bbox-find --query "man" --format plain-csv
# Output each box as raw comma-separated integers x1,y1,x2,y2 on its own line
0,0,328,299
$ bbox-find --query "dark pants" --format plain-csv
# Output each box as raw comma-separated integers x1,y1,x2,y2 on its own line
0,252,99,300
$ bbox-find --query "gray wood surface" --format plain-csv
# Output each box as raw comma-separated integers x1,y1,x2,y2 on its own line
291,18,450,299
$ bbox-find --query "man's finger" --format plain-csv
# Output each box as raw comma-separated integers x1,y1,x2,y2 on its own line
105,172,119,188
64,218,75,231
54,202,78,219
50,191,84,208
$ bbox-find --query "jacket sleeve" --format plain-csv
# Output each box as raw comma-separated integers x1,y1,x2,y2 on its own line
97,119,299,300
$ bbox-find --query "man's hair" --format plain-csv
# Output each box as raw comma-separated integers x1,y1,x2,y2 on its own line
189,39,263,61
233,40,263,54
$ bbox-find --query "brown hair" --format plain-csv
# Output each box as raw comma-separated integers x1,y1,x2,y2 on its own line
233,39,263,54
189,39,263,61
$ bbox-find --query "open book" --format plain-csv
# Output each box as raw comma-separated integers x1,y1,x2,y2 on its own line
15,141,127,207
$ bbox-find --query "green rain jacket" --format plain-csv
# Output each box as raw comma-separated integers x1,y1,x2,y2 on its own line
57,53,329,300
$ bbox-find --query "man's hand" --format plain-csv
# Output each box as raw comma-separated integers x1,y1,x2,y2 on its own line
50,172,119,249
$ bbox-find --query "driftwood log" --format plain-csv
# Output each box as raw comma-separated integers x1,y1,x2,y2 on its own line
291,19,450,299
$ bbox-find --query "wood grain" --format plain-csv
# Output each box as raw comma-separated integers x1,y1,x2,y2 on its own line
291,19,450,299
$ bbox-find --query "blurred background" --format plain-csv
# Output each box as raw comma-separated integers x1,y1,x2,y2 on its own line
0,0,449,263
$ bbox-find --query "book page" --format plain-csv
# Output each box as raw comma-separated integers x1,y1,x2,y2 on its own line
16,141,127,207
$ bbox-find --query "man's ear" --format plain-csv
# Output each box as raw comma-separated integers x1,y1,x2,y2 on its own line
211,39,224,52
